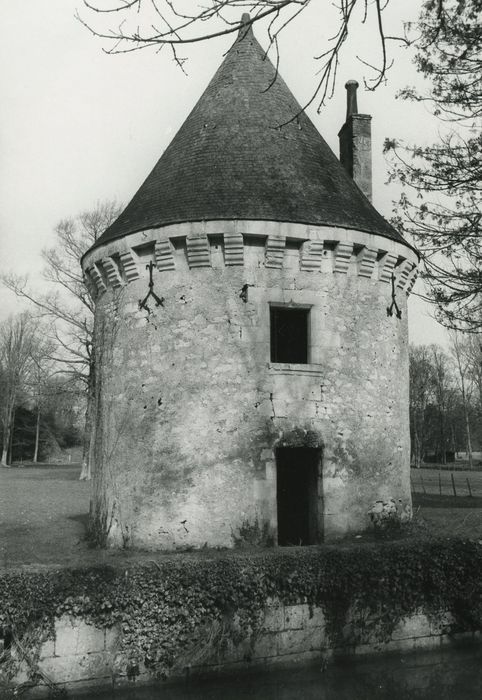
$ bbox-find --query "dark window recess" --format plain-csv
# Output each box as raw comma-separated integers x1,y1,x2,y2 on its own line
276,447,320,546
270,307,309,364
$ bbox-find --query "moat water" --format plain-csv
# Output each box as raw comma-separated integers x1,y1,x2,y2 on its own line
75,645,481,699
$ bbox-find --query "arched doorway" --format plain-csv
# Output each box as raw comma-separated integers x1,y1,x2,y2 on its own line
276,446,322,546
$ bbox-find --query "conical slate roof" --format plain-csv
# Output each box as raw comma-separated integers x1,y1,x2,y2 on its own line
92,21,406,250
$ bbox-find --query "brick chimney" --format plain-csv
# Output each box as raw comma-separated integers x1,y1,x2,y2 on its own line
338,80,372,202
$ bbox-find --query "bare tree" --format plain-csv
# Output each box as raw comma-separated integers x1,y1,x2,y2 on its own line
0,314,37,466
27,338,57,464
450,331,475,468
386,0,482,331
409,345,435,468
1,200,122,478
77,0,410,114
465,334,482,420
430,345,456,464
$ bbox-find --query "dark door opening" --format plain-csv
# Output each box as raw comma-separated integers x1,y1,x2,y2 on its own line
276,447,321,546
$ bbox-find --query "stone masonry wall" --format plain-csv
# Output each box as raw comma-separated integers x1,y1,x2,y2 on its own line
339,114,373,202
84,221,418,549
8,605,478,696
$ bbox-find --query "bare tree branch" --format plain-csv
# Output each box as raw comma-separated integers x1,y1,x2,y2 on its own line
77,0,402,113
0,200,122,477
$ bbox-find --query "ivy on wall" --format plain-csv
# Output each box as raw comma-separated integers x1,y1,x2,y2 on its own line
1,538,482,691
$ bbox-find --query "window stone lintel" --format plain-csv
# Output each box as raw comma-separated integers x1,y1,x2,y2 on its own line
268,363,323,377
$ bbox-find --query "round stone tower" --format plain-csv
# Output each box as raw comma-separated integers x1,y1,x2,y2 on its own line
82,18,418,549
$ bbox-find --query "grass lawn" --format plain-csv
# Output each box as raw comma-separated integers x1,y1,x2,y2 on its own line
412,494,482,539
0,463,93,569
1,463,482,570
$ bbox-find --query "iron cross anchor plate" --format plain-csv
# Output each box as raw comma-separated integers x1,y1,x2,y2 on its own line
139,261,165,312
386,273,402,319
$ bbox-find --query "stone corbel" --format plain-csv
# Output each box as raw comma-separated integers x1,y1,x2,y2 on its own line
119,250,140,282
395,259,414,292
378,252,398,283
357,246,377,279
265,234,286,268
333,241,354,274
154,238,176,271
83,271,98,300
300,239,324,272
102,257,124,289
224,231,244,266
405,267,419,297
187,232,211,268
87,263,107,295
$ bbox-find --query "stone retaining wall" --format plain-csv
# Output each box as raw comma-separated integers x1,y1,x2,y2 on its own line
5,602,479,696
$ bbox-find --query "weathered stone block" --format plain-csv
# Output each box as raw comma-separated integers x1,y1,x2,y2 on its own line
277,628,322,655
391,613,431,641
284,605,304,630
40,652,113,684
38,638,56,659
251,632,278,659
54,617,105,656
303,606,326,630
263,605,285,633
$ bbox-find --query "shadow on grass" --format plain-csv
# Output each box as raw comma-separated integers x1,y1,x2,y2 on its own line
413,493,482,509
67,513,89,529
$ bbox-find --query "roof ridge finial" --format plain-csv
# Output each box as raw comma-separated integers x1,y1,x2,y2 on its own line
345,80,359,120
238,12,252,39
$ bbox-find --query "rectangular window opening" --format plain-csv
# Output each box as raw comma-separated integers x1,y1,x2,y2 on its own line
276,447,321,546
270,306,309,364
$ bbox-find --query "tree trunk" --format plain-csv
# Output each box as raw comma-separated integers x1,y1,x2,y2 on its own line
8,407,15,465
440,413,446,464
33,404,40,463
79,399,93,480
79,355,95,481
460,377,473,470
1,404,13,467
1,444,8,466
1,396,15,467
463,403,473,470
413,428,422,468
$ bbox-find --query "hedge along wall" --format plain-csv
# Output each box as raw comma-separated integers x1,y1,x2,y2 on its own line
1,538,482,696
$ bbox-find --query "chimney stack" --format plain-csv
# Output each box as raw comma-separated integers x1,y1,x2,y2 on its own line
338,80,372,202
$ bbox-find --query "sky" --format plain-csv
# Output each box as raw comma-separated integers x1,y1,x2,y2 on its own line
0,0,450,346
